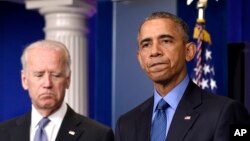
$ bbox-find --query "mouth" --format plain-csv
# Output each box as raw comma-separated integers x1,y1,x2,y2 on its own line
39,93,54,99
149,62,166,67
148,62,168,72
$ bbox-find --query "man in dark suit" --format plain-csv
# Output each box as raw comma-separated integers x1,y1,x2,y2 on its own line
115,11,250,141
0,40,114,141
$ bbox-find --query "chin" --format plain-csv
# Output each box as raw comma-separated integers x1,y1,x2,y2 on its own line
150,74,167,80
41,104,55,110
151,75,171,84
39,100,57,109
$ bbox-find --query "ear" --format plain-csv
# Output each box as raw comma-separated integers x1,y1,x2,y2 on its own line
185,42,196,62
66,71,71,89
21,70,28,90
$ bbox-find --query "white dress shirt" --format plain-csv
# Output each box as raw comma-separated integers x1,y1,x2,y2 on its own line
30,102,67,141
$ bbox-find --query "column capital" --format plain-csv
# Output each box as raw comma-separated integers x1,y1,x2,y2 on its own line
25,0,96,17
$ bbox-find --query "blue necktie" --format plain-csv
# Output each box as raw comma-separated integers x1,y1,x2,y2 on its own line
34,117,50,141
151,99,168,141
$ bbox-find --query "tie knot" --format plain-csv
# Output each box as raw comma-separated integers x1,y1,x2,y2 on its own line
39,117,50,128
156,99,168,110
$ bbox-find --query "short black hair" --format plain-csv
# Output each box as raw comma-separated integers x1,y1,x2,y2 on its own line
138,11,190,43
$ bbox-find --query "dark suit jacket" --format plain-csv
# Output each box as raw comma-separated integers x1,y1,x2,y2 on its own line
0,105,114,141
115,81,250,141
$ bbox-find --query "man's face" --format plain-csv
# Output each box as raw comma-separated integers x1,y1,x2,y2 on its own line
21,47,70,113
137,18,188,84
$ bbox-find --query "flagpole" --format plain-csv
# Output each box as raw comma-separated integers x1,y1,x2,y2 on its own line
194,0,208,87
195,0,207,86
189,0,217,92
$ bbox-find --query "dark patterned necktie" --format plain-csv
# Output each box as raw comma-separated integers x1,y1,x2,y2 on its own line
151,99,168,141
34,117,50,141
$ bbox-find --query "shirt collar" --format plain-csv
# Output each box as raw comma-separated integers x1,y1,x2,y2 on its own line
153,75,189,111
31,102,67,128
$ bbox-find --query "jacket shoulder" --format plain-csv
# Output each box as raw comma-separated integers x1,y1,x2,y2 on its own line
0,113,29,130
120,96,153,119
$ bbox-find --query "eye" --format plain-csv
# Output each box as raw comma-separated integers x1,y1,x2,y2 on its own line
52,73,61,78
161,39,172,44
141,41,153,49
140,39,152,49
34,72,43,77
141,42,150,48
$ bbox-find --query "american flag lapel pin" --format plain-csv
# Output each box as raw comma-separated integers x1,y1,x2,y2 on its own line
184,116,191,120
68,130,76,136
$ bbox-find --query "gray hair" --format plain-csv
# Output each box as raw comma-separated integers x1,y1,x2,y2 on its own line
138,11,190,43
21,40,71,75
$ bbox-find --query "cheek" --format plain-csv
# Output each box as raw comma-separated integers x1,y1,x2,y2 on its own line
25,79,37,89
167,54,182,69
172,48,185,60
55,81,68,92
138,53,147,69
141,58,150,70
27,85,40,101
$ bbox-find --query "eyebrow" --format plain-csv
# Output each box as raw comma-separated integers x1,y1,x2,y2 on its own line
33,71,44,76
139,38,151,46
33,71,44,74
158,34,174,40
139,34,175,46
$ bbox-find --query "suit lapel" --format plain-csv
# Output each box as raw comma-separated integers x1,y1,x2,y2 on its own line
135,97,154,141
166,81,202,141
9,113,30,141
55,106,84,141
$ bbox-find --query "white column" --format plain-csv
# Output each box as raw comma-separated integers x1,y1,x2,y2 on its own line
25,0,96,116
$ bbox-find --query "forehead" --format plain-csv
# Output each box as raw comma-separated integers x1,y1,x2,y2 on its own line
138,18,181,39
26,47,65,65
141,18,175,28
27,47,63,57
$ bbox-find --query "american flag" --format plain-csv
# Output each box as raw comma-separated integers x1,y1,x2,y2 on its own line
191,23,217,93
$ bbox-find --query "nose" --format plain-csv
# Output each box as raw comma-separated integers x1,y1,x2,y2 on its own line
150,42,163,57
43,74,53,89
